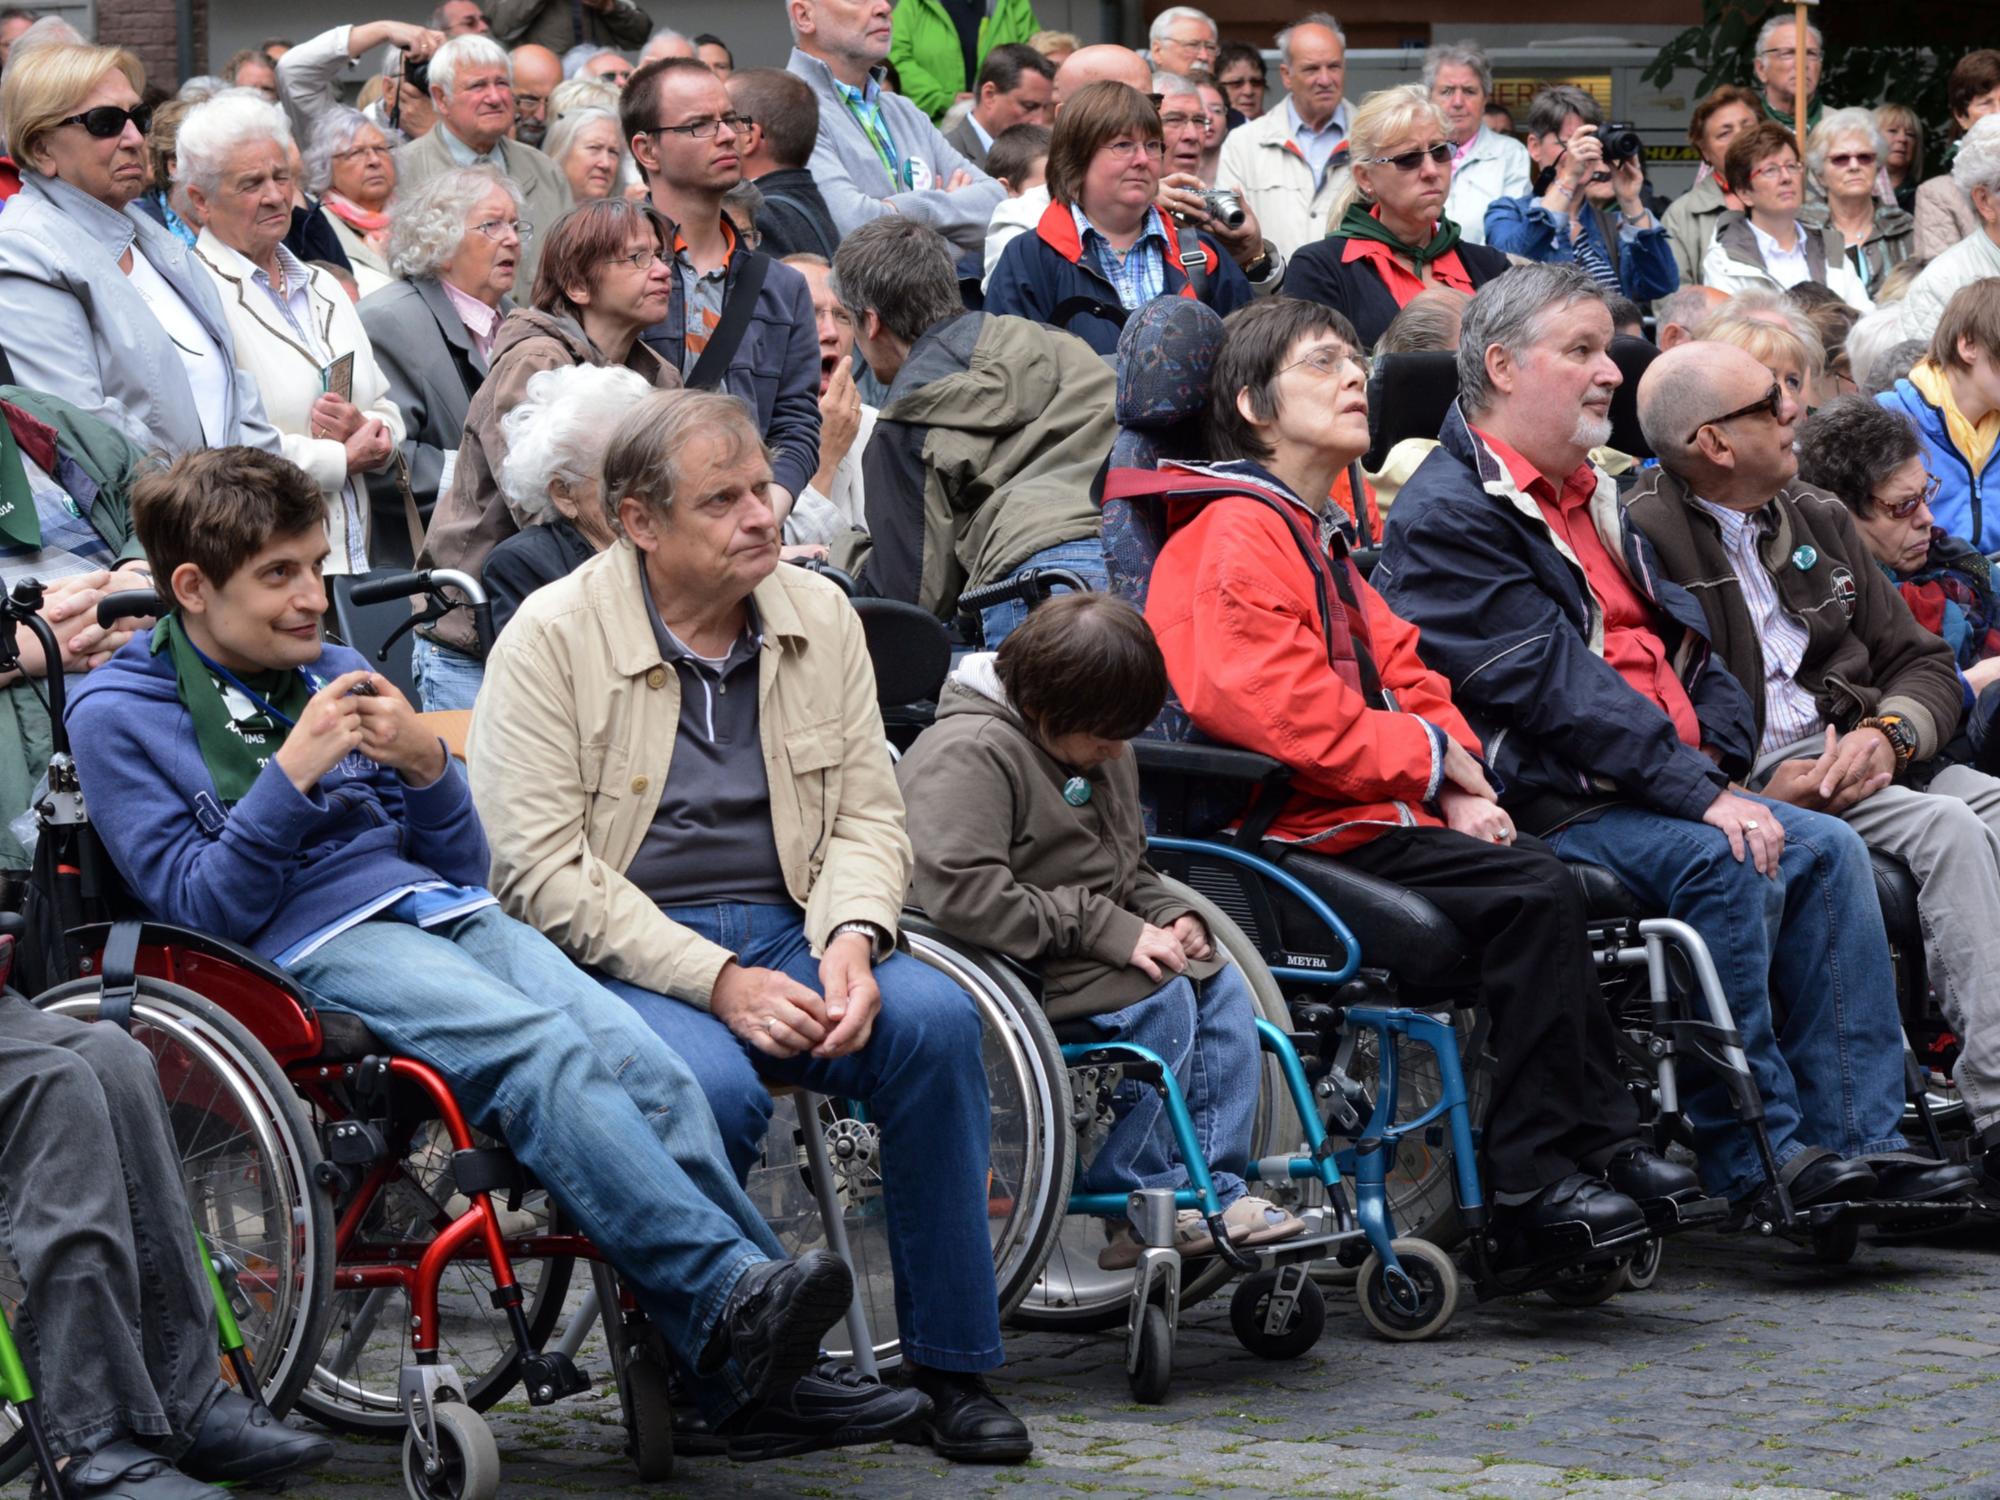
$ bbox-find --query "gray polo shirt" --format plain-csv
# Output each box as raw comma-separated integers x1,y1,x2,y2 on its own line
624,556,791,910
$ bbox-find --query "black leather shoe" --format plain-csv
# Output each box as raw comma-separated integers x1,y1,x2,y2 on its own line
1871,1158,1980,1203
178,1392,332,1485
907,1366,1032,1464
60,1442,227,1500
1603,1144,1704,1208
1487,1172,1647,1271
719,1360,931,1461
696,1250,853,1403
1732,1148,1876,1223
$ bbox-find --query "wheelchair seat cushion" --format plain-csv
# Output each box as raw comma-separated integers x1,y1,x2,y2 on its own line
314,1009,390,1064
1566,861,1649,920
1273,848,1473,988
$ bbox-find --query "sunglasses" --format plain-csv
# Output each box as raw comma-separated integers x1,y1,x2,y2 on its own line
1684,381,1783,445
1361,142,1451,173
1827,151,1877,169
1874,471,1940,520
57,103,153,139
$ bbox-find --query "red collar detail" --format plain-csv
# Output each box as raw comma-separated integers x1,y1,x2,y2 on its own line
0,402,59,475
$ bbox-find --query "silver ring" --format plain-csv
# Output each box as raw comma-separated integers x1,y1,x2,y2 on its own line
763,1016,779,1033
1743,820,1760,832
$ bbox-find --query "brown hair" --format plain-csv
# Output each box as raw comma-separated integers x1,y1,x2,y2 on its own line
1930,278,2000,371
619,55,715,151
1045,80,1159,207
1207,298,1363,464
985,122,1051,191
530,197,672,322
1687,82,1760,153
145,95,191,197
1950,50,2000,129
725,67,816,169
599,388,765,536
130,447,327,588
995,592,1167,741
223,47,275,83
1720,119,1798,195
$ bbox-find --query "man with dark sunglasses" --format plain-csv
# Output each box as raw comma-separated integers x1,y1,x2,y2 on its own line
1633,342,2000,1194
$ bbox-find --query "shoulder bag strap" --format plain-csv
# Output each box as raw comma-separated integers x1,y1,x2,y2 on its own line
686,251,772,392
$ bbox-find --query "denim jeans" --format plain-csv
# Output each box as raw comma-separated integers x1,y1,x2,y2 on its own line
596,901,1003,1373
410,636,485,712
979,538,1109,648
1077,965,1260,1212
283,906,785,1417
1545,799,1909,1202
0,995,221,1458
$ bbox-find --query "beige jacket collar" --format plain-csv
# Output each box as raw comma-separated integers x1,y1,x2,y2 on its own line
586,539,813,681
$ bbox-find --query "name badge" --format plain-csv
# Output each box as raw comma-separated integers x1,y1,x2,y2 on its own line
907,156,934,192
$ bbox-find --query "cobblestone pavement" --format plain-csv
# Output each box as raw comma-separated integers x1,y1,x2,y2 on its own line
248,1222,2000,1500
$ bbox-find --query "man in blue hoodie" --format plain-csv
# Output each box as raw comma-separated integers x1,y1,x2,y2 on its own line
66,445,930,1459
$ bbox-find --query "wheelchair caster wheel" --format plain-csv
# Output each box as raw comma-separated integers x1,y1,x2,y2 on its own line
1811,1218,1860,1265
1229,1268,1327,1359
1128,1303,1173,1404
401,1401,500,1500
622,1355,674,1482
1543,1257,1628,1308
1357,1239,1457,1342
1623,1237,1664,1291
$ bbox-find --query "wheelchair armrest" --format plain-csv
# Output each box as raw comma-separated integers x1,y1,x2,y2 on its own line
1132,739,1291,787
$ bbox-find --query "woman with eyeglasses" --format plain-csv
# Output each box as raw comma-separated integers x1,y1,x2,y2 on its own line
1702,120,1874,309
0,40,280,454
302,105,398,293
1876,279,2000,552
357,166,525,567
1281,85,1510,352
182,93,404,576
985,80,1252,358
1800,109,1914,299
412,197,680,711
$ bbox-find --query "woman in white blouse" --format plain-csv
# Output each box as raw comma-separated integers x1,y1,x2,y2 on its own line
182,92,404,574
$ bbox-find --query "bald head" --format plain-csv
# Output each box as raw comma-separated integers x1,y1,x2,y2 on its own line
1639,341,1799,500
1054,44,1151,109
510,42,562,143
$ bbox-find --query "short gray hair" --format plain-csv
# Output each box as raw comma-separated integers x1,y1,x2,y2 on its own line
546,75,617,122
1457,264,1607,416
431,34,509,100
1524,84,1600,141
303,106,391,197
498,362,656,519
1954,113,2000,198
1754,14,1822,55
830,217,963,345
1421,40,1490,97
561,43,614,79
1151,69,1200,100
1276,12,1344,65
1375,287,1467,356
599,388,766,535
541,104,620,174
1862,338,1929,395
387,164,519,278
1806,106,1884,181
173,90,292,196
1148,6,1215,46
639,29,692,63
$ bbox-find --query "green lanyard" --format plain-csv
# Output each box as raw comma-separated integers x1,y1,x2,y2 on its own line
840,90,907,192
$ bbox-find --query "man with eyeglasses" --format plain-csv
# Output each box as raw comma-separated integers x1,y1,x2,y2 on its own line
1145,5,1217,77
1633,345,2000,1190
1752,14,1824,134
395,33,571,282
1213,41,1267,121
1382,267,1968,1218
624,57,821,527
508,41,562,146
1215,12,1351,259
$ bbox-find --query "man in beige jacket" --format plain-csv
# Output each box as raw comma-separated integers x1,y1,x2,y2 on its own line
468,388,1031,1465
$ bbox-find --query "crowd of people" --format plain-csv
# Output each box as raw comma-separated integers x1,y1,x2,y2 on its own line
6,1,2000,1495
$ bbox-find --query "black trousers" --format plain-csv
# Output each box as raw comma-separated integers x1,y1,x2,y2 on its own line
1337,826,1641,1197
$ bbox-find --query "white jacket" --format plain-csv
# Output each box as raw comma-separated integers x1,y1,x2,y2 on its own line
1443,127,1531,247
194,230,405,573
1215,97,1352,260
1699,214,1873,311
983,184,1047,289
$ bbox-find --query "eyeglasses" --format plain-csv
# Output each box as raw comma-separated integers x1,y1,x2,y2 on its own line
333,143,394,162
1752,159,1805,182
640,112,750,140
1161,35,1219,54
1361,142,1452,172
1279,344,1360,379
1683,381,1784,445
1759,47,1824,63
1158,110,1209,132
1873,471,1941,520
606,245,664,271
56,103,152,139
472,217,532,241
1826,151,1878,169
1102,137,1166,162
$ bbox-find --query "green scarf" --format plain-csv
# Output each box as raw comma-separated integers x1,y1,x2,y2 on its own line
152,614,314,807
0,415,41,552
1336,203,1462,266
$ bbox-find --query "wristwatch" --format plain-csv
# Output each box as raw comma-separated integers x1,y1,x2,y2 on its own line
1858,713,1917,774
830,919,891,962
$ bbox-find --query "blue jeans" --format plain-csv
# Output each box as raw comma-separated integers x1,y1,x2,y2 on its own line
597,901,1003,1374
1077,965,1260,1212
1545,799,1909,1202
979,538,1109,647
410,636,485,712
283,906,785,1418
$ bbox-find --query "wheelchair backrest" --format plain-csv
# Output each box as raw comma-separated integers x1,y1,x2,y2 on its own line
1361,352,1458,472
1607,334,1660,461
1107,298,1225,473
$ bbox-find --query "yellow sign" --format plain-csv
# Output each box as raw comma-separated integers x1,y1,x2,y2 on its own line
1492,73,1614,119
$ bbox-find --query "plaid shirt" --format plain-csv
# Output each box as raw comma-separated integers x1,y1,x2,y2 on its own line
1694,498,1824,753
1072,204,1170,312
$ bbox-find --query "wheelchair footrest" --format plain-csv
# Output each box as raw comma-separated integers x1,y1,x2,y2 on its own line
1250,1227,1365,1267
1644,1193,1730,1233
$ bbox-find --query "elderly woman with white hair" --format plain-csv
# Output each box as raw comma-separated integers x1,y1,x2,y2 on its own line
541,103,625,203
185,91,403,573
1898,116,2000,342
357,165,524,565
482,361,652,634
301,104,399,292
1800,107,1914,299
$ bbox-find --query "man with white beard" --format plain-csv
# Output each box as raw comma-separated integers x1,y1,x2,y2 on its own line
1375,265,1941,1218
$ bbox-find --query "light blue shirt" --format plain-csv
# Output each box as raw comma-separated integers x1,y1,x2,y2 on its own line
438,124,505,171
1285,97,1351,186
251,244,325,354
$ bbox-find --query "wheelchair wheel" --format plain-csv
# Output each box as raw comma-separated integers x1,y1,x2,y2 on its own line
401,1401,500,1500
295,1115,573,1433
0,977,336,1483
742,919,1074,1367
1357,1238,1458,1342
1128,1303,1173,1405
1009,887,1290,1333
1229,1269,1326,1360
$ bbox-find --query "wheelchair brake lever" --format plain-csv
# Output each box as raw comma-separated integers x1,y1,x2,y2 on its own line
374,591,453,664
1206,1212,1259,1272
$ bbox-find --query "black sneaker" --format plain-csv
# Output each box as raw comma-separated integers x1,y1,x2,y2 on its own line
696,1251,853,1404
719,1360,931,1461
907,1366,1033,1464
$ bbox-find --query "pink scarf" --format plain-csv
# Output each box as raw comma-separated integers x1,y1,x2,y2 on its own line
324,193,391,252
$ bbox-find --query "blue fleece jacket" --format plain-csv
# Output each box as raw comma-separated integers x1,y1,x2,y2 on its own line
67,635,490,961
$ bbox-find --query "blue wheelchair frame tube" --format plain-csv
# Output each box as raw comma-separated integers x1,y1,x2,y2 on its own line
1062,1040,1228,1219
1146,837,1362,985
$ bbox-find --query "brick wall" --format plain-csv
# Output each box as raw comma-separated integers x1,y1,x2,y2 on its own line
101,0,204,93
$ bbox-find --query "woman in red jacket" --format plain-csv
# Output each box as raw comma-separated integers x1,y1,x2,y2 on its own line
1137,297,1704,1270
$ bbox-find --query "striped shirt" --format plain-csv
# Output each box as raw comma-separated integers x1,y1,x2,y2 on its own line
1073,204,1169,312
1694,498,1824,753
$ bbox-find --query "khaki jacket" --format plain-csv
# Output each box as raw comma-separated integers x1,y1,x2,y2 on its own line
467,543,912,1007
